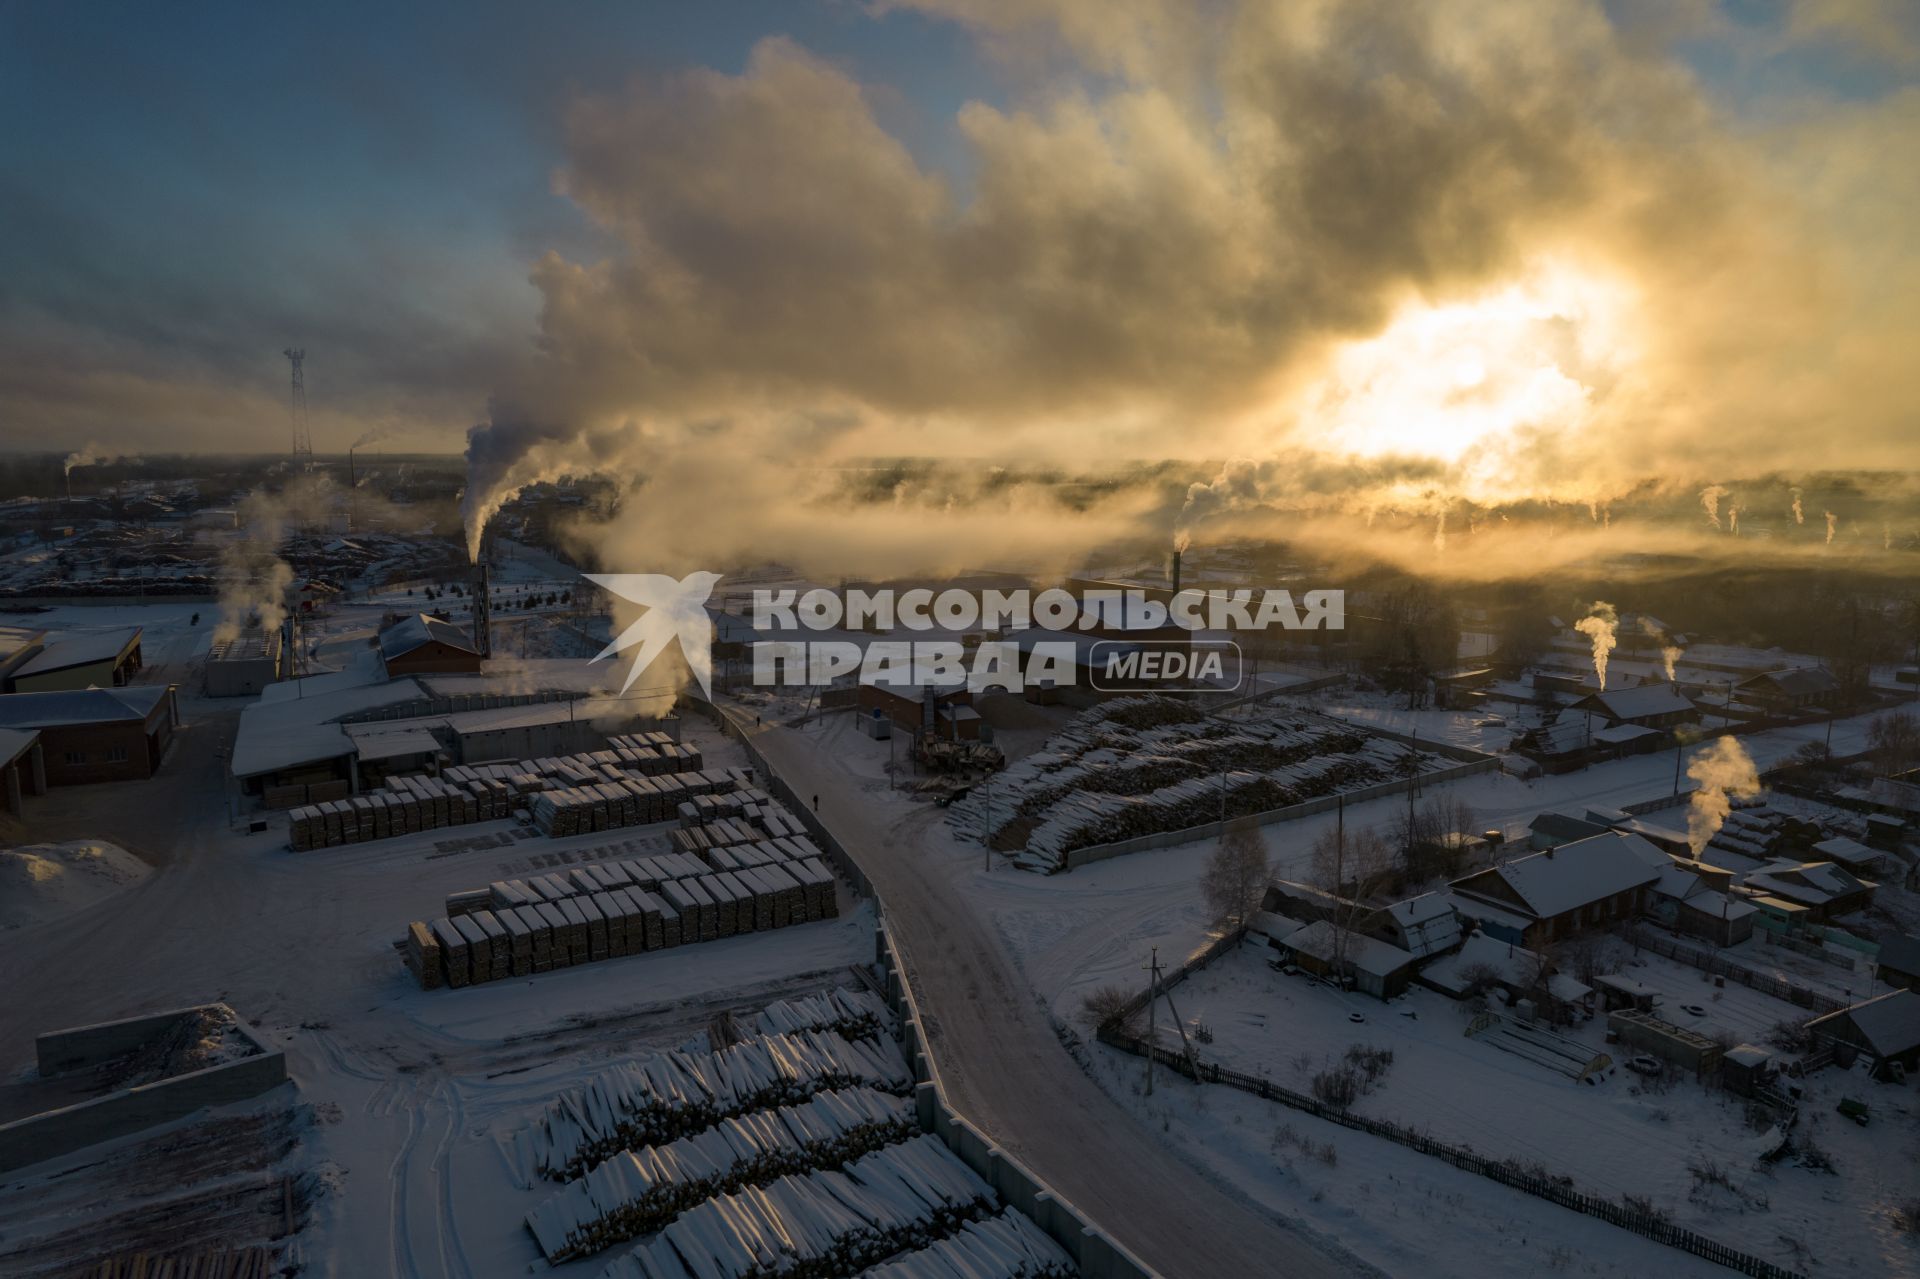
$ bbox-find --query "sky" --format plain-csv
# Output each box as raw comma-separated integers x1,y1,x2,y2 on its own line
2,0,1918,578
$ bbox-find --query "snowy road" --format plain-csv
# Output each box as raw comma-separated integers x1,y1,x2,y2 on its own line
735,710,1363,1279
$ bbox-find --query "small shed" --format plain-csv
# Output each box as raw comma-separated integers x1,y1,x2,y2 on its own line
1806,989,1920,1078
1720,1044,1775,1098
1276,920,1416,1000
1875,932,1920,991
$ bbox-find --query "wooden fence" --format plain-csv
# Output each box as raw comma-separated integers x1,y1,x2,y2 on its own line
1627,926,1848,1014
1097,1022,1805,1279
1093,928,1807,1279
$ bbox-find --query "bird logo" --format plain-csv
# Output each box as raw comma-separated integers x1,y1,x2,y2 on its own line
585,571,723,698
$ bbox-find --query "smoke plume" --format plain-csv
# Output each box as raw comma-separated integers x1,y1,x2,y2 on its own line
1638,616,1682,681
62,443,124,476
1686,736,1761,853
212,475,339,645
1574,600,1618,689
1825,510,1838,545
1699,485,1728,531
1790,487,1804,525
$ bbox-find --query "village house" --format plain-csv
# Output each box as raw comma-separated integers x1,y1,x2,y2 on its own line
1567,683,1697,732
1735,666,1840,713
1448,831,1662,948
1873,932,1920,991
1737,858,1875,922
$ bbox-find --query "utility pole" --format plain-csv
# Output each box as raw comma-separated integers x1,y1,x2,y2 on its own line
1143,946,1160,1096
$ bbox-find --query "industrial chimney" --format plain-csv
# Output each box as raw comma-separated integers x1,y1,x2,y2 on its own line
472,561,492,659
1170,548,1182,601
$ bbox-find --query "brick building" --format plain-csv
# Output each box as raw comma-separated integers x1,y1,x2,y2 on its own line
0,686,178,785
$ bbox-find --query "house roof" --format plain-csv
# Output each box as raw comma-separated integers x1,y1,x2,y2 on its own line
1279,919,1415,979
1572,684,1694,722
1875,932,1920,977
1808,989,1920,1058
1453,832,1662,921
1737,667,1839,699
1594,723,1662,745
1421,932,1592,1003
1530,811,1611,844
379,614,479,662
0,684,169,729
1382,892,1462,958
15,627,140,677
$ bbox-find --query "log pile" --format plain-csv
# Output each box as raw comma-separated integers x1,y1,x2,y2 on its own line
863,1208,1078,1279
520,1029,913,1181
946,695,1452,871
524,1086,918,1262
595,1135,997,1279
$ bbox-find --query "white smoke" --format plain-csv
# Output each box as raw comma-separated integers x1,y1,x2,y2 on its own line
1728,504,1741,536
1574,600,1618,689
1825,510,1838,545
1639,616,1682,681
1174,457,1262,555
63,443,125,476
1699,485,1728,530
212,476,337,646
1686,736,1761,853
1433,510,1447,555
1790,487,1804,525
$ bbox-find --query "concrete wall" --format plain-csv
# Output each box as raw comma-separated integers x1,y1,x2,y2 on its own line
3,1007,286,1175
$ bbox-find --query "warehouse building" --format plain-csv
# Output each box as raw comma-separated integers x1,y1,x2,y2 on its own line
7,627,143,693
0,626,49,690
0,727,46,814
0,685,178,785
206,629,284,697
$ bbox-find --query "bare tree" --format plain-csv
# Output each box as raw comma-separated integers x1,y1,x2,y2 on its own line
1202,818,1270,930
1309,824,1395,987
1868,709,1919,779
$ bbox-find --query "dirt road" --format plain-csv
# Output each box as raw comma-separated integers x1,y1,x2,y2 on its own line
738,712,1360,1279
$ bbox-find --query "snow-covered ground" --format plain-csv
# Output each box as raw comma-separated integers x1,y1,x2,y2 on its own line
1158,944,1919,1275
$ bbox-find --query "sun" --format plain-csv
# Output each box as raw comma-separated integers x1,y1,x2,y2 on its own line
1291,263,1635,495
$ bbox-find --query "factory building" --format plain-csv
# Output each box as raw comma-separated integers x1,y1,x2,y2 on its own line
0,685,178,785
5,627,143,693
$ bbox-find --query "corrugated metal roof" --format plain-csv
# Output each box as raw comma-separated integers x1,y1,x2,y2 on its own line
1573,683,1693,723
15,627,140,677
1809,989,1920,1057
379,614,478,661
0,684,167,728
1457,832,1661,921
0,726,40,763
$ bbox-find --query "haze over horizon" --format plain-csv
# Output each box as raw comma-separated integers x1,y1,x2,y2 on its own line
4,1,1918,576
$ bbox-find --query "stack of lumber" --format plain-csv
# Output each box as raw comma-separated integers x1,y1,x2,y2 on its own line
409,844,841,989
520,1030,913,1180
524,1087,917,1263
595,1135,996,1279
404,921,442,990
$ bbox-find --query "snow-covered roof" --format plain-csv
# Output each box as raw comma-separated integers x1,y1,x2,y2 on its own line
1530,811,1610,844
0,726,40,764
1573,683,1694,722
1737,666,1838,699
1742,859,1871,907
1593,723,1661,745
231,677,427,778
342,722,445,761
1808,989,1920,1057
1279,919,1415,978
1813,836,1879,866
1381,893,1462,958
379,613,478,661
0,684,169,728
1422,932,1545,994
1877,932,1920,977
1454,832,1662,921
15,627,140,676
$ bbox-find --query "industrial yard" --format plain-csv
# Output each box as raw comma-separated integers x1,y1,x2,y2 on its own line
9,3,1920,1275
